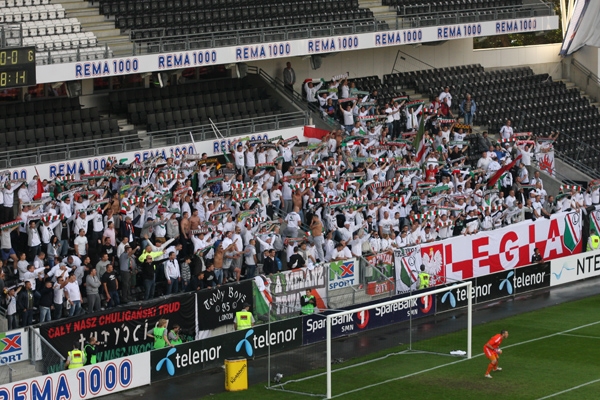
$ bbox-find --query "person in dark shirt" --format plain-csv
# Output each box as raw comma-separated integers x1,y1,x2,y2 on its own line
453,214,466,236
262,249,276,275
531,248,543,263
38,280,55,323
100,237,116,265
288,247,305,270
203,264,217,288
101,264,120,308
141,256,157,300
187,271,205,291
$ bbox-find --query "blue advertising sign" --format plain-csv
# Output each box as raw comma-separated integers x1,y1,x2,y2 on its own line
302,293,435,345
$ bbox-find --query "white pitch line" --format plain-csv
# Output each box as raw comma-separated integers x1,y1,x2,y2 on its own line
536,378,600,399
559,333,600,340
328,319,600,399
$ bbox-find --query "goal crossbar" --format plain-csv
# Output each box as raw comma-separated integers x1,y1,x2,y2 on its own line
325,281,473,399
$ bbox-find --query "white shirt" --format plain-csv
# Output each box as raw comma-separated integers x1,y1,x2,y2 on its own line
64,281,81,302
286,212,301,229
165,259,181,280
74,235,88,256
500,125,514,140
332,246,352,260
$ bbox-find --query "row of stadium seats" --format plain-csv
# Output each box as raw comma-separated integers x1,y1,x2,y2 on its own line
0,107,104,133
392,0,522,15
0,0,49,5
104,0,360,16
1,119,122,151
109,79,253,112
23,32,97,51
0,97,81,118
36,47,111,64
17,19,82,37
0,4,65,22
119,10,370,31
144,101,282,131
108,77,287,131
95,0,374,43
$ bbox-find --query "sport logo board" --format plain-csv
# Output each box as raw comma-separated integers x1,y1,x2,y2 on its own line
328,258,359,291
0,330,26,365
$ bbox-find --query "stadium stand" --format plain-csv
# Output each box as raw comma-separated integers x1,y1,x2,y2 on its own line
109,77,289,131
0,97,125,150
379,65,600,169
0,0,112,64
95,0,377,47
392,0,524,15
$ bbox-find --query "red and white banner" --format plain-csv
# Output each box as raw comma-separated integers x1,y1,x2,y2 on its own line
536,149,555,177
395,211,582,286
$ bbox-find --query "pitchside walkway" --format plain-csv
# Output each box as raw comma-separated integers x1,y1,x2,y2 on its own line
103,277,600,399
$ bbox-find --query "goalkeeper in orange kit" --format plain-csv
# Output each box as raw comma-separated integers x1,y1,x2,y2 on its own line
483,330,509,378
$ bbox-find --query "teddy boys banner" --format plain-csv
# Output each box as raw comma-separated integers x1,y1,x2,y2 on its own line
395,211,582,291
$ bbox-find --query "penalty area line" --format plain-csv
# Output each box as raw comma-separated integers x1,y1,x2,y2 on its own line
536,378,600,399
559,333,600,340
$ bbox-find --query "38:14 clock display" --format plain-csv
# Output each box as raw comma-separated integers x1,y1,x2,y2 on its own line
0,47,37,89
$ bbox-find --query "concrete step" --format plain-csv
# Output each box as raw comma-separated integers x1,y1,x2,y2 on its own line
72,14,107,24
89,28,123,38
81,21,117,31
65,8,100,18
359,0,384,7
61,2,94,10
368,5,394,12
60,0,89,4
0,361,43,384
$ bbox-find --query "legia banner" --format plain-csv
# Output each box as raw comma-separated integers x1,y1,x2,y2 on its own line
196,280,253,331
40,293,196,373
365,252,395,295
397,211,581,283
253,266,327,320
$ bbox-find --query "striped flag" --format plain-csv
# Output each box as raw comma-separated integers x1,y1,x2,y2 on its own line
563,212,582,252
413,117,428,164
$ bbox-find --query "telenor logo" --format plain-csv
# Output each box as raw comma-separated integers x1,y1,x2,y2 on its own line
552,264,574,280
499,271,514,294
441,286,457,308
156,348,177,376
236,329,255,357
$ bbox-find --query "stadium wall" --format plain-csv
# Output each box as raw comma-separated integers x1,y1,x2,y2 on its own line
248,39,562,89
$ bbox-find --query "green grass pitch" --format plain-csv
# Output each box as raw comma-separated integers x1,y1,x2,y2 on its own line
212,295,600,399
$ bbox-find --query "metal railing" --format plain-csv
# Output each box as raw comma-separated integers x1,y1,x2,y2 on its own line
0,363,16,384
29,328,65,374
568,58,600,105
0,111,309,169
248,65,339,130
398,2,555,29
0,24,23,48
130,18,383,55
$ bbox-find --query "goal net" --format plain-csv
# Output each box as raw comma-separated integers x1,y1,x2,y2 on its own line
268,282,472,399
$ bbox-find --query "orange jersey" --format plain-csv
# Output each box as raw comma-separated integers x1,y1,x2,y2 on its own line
486,333,504,349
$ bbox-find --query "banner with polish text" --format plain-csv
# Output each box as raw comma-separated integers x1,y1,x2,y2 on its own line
39,293,196,373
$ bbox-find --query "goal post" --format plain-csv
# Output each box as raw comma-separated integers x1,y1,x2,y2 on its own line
325,281,473,399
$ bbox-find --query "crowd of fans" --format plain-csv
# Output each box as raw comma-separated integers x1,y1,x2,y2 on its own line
0,73,588,329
